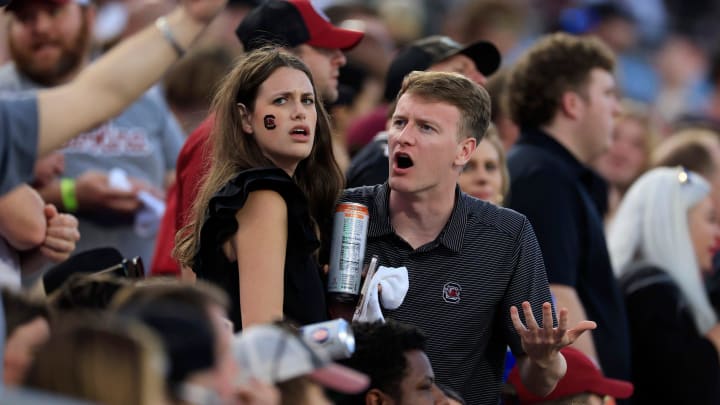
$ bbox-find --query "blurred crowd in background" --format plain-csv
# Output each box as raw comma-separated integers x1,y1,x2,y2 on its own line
4,0,720,404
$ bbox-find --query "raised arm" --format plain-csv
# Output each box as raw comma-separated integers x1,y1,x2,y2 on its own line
36,0,227,156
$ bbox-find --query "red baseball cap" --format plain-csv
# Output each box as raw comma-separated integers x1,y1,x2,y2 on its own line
235,0,364,51
508,347,634,404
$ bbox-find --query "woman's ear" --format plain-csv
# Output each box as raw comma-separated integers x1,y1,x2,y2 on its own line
237,103,253,133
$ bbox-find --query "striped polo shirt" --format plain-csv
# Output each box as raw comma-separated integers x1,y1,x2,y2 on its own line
341,184,553,405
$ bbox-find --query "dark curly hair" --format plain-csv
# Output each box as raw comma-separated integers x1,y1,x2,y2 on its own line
507,32,615,129
337,320,427,404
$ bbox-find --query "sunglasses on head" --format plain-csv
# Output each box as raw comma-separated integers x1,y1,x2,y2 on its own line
97,256,145,279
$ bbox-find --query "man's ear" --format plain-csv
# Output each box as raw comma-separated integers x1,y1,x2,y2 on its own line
559,90,584,120
454,136,477,167
366,388,393,405
237,103,253,133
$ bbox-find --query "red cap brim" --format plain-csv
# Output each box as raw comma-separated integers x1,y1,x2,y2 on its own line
589,377,634,399
307,26,364,51
309,363,369,394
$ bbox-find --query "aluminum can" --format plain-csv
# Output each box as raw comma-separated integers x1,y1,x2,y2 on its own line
327,202,369,301
300,319,356,360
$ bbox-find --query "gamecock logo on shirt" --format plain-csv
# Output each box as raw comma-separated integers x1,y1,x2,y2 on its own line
443,282,462,304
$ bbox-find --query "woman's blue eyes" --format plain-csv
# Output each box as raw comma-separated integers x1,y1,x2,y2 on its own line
272,97,314,105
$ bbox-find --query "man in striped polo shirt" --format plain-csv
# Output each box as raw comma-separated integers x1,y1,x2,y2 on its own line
340,71,596,405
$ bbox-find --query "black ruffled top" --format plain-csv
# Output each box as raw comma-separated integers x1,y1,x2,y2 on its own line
192,167,327,330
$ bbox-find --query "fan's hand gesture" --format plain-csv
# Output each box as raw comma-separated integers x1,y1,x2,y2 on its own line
511,301,596,368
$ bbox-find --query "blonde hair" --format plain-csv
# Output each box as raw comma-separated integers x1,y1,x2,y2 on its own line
484,127,510,203
23,316,167,405
397,70,491,142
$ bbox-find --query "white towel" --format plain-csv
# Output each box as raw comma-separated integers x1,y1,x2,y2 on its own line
135,190,165,238
353,266,409,323
108,167,132,191
107,168,165,238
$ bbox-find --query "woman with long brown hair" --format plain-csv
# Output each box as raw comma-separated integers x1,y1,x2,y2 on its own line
174,47,344,330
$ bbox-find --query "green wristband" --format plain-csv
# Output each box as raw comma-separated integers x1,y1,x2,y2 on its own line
60,178,78,212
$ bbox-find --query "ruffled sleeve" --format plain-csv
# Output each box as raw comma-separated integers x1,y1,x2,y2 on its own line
192,167,319,278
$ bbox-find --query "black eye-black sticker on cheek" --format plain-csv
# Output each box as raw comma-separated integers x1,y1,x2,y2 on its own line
264,115,276,130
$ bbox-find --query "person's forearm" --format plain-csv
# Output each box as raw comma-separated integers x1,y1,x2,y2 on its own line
516,352,567,397
0,185,47,250
37,6,207,156
550,284,599,363
37,181,62,209
77,7,206,109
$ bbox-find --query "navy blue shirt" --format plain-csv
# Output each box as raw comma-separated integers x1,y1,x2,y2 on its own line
507,128,631,381
345,132,388,188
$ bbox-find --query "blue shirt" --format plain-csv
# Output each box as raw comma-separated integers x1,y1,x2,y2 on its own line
0,95,38,196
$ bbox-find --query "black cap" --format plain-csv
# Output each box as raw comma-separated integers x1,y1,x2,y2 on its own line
384,35,500,102
43,247,125,294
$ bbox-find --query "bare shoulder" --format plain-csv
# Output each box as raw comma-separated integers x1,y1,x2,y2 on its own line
228,189,289,259
237,189,288,219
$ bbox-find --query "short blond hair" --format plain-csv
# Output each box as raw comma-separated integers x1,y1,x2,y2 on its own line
397,70,491,142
